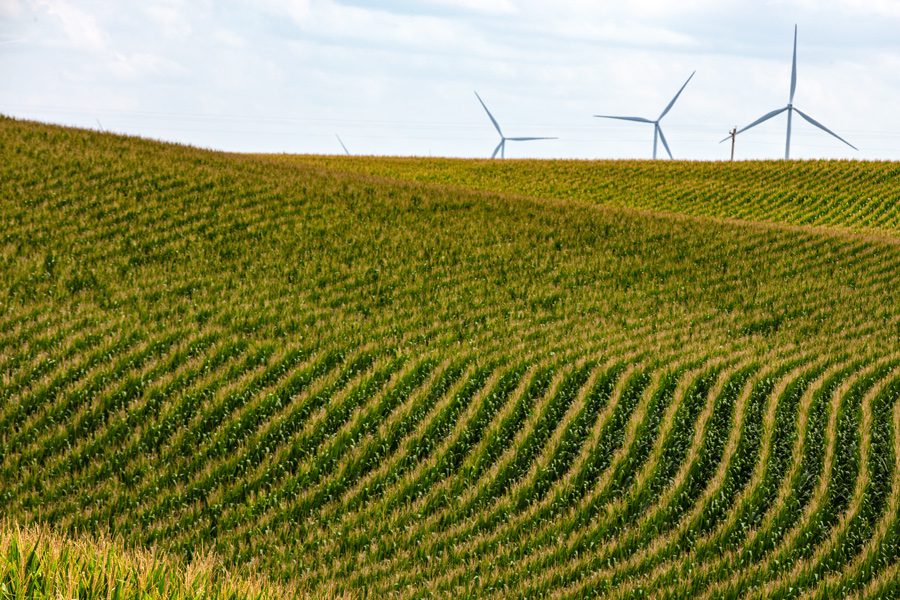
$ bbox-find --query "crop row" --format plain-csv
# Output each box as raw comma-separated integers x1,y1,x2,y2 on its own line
1,118,899,596
287,155,900,234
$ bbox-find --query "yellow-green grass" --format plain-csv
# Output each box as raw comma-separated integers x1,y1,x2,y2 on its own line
281,154,900,235
1,116,899,597
0,520,333,599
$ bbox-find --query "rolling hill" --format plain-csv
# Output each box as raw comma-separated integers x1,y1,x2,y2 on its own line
1,116,899,598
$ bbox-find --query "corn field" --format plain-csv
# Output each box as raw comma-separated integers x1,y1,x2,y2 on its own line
1,117,899,598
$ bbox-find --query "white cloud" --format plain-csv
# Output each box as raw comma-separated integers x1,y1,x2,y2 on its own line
108,51,188,80
776,0,900,18
256,0,311,23
144,0,193,39
536,18,697,48
213,29,247,49
32,0,106,52
263,0,498,56
516,0,737,19
839,0,900,17
0,0,22,18
424,0,516,15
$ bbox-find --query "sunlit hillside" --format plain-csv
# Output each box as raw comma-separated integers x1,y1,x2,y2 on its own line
2,117,899,598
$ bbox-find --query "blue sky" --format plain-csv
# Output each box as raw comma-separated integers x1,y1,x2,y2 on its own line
2,0,899,159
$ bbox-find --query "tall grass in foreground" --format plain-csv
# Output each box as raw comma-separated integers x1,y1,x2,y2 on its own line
0,521,334,600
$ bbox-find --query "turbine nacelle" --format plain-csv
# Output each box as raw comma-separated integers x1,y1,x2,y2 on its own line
732,25,857,159
475,91,556,159
593,71,695,160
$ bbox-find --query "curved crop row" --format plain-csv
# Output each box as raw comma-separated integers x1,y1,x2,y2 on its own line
1,118,898,597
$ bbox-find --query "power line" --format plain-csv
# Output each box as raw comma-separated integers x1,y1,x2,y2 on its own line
5,103,900,139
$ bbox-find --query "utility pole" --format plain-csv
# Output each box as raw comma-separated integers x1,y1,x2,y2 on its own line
728,127,737,161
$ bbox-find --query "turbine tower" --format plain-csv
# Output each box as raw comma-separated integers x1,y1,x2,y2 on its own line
595,71,695,160
474,91,556,159
730,25,857,159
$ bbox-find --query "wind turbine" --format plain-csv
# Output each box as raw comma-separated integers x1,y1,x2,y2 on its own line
728,25,857,159
474,91,556,159
336,134,350,156
595,71,695,160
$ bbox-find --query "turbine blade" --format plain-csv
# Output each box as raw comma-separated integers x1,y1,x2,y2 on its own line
657,125,674,159
594,115,654,123
659,71,696,121
506,137,558,141
491,140,504,159
474,91,503,136
336,134,350,156
790,25,798,104
736,107,789,135
793,108,859,151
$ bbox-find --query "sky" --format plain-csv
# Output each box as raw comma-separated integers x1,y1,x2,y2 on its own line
2,0,900,160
